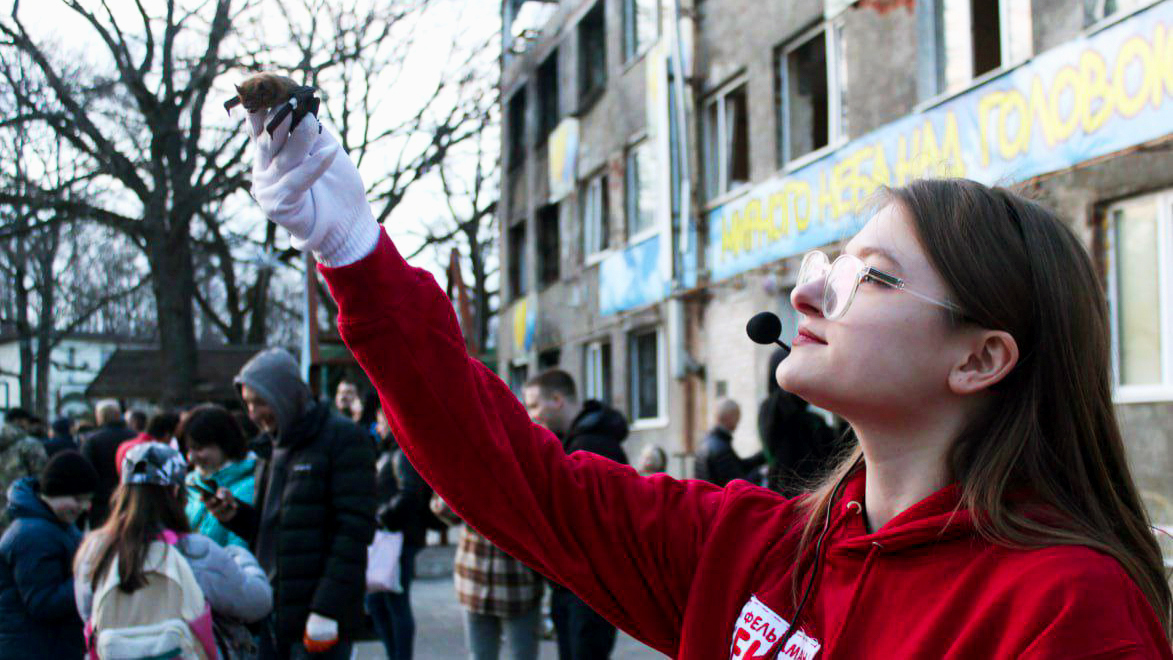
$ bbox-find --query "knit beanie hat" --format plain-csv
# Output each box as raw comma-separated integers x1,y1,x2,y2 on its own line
40,449,99,497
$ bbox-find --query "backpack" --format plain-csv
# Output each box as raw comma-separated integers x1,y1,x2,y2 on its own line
86,531,219,660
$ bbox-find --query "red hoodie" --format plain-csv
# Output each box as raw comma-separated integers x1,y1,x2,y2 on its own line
322,231,1171,659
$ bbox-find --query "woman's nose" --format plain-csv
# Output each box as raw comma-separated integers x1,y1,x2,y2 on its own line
791,274,825,317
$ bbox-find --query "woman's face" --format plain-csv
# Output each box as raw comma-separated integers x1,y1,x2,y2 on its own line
777,203,964,421
187,442,227,477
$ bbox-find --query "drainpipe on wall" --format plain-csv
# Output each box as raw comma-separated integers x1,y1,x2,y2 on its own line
668,0,698,463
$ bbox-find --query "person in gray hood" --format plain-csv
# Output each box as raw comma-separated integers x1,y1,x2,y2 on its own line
206,348,377,659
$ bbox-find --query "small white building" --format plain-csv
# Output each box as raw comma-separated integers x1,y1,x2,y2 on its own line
0,333,144,419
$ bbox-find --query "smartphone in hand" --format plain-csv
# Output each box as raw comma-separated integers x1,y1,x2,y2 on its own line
193,478,220,501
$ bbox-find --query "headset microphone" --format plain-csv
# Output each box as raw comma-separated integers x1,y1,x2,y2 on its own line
746,312,791,355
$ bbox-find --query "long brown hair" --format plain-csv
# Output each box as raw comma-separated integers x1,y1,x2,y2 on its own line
793,178,1171,636
76,483,192,593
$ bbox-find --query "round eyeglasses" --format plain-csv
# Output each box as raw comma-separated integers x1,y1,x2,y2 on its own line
796,250,964,321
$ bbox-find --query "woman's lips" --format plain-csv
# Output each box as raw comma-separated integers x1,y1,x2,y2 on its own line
794,328,827,345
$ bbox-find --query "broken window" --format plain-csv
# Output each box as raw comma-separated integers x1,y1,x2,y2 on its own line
703,81,750,198
923,0,1032,98
537,203,561,286
623,0,659,62
537,51,560,144
578,1,607,106
507,87,527,170
776,24,844,166
508,222,527,300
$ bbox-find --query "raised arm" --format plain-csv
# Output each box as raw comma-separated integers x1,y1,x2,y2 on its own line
244,106,726,655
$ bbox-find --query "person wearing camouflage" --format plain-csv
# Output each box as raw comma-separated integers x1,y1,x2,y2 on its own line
0,421,48,533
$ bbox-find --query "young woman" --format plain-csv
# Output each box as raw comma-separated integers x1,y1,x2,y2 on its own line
181,404,257,548
243,108,1172,657
74,442,272,658
0,450,97,659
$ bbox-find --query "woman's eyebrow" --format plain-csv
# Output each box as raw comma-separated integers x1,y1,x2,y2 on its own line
855,246,904,273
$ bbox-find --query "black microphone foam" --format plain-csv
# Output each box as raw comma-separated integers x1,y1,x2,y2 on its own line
746,312,783,345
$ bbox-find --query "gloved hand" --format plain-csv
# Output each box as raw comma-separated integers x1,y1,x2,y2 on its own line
247,107,379,267
302,612,340,653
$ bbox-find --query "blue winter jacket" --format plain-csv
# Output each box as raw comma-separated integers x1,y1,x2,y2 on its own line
0,477,84,659
185,456,257,548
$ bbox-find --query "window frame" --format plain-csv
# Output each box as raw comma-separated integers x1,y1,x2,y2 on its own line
583,339,613,404
537,203,561,288
702,75,751,203
507,86,527,172
508,361,530,399
628,325,667,427
577,1,608,109
507,221,528,301
580,170,611,264
775,22,846,172
1106,189,1173,403
918,0,1033,104
536,50,560,146
622,0,660,63
625,139,659,243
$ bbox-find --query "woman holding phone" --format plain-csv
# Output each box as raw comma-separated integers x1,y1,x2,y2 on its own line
237,103,1172,658
182,405,257,549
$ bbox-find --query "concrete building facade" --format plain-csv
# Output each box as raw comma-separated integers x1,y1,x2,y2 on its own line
497,0,1173,535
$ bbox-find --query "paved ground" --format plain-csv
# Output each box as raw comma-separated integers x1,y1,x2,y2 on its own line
353,544,667,659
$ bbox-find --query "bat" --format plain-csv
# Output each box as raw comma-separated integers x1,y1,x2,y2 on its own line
224,72,321,136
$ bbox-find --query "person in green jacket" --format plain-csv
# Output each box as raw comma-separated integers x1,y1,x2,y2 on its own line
181,404,256,548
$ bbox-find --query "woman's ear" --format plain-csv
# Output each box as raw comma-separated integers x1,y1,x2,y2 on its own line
948,330,1019,395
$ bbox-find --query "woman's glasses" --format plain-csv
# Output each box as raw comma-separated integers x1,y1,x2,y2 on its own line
797,250,964,321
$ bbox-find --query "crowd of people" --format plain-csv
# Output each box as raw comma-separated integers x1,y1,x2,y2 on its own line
0,349,387,660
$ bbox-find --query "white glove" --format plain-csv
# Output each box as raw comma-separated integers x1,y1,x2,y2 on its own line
248,108,379,267
304,612,339,643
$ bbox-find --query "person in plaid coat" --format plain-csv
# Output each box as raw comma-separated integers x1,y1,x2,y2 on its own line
432,494,543,660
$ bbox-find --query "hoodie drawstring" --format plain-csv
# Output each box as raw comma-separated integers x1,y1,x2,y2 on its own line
824,541,884,657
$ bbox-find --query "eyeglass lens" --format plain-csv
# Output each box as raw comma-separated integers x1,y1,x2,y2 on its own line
797,251,861,320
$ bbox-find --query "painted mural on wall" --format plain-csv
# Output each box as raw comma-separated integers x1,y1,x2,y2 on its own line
548,118,579,202
598,235,670,317
708,1,1173,281
511,296,536,354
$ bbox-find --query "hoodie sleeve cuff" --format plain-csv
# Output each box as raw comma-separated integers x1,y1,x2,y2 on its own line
318,229,415,323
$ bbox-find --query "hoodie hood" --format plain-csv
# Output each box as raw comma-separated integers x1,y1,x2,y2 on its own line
825,470,975,556
5,476,55,524
234,348,312,439
567,400,629,444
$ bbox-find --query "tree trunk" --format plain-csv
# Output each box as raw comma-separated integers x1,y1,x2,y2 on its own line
33,222,60,418
14,260,33,412
147,224,200,405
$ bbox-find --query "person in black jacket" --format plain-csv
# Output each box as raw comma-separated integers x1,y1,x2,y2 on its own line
757,347,838,497
523,369,626,660
0,450,98,659
80,399,136,527
206,348,376,660
367,404,429,660
694,398,766,487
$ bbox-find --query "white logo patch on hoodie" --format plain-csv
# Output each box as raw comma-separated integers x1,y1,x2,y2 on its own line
730,595,821,660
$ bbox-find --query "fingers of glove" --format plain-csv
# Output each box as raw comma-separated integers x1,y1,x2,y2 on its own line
272,112,323,174
253,183,315,235
275,136,339,195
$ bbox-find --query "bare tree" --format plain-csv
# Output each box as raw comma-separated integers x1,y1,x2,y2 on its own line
0,49,150,416
409,109,500,356
0,0,496,402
